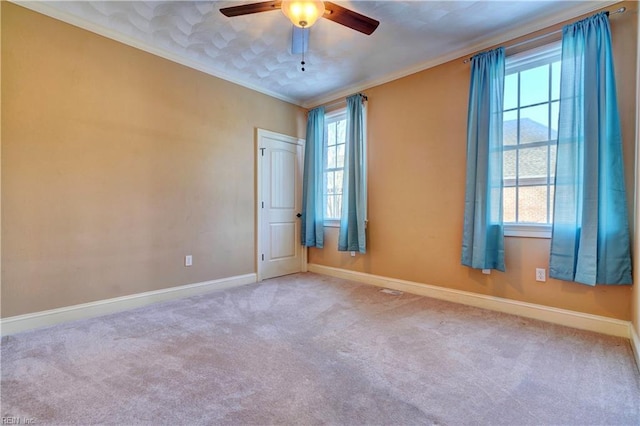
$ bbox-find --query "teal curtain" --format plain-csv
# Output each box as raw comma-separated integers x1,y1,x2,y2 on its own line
461,47,506,271
301,107,325,248
338,94,367,253
549,12,632,285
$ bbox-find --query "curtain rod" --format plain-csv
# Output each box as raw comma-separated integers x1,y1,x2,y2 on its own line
312,93,368,111
462,6,627,64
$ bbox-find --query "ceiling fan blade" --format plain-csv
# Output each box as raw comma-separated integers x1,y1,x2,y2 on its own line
323,1,379,35
220,1,281,17
291,26,309,55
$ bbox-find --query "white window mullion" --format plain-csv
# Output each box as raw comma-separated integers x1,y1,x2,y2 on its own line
503,42,561,237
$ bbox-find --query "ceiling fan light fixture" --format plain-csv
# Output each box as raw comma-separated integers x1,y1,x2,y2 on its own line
281,0,325,28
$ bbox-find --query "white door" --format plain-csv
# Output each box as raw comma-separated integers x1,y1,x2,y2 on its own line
257,129,305,281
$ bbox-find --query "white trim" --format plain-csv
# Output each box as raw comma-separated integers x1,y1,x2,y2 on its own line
325,108,347,120
10,0,615,110
302,246,308,273
0,273,257,336
504,223,552,239
11,1,300,106
307,264,631,339
505,41,562,74
255,129,305,282
324,219,340,228
631,326,640,374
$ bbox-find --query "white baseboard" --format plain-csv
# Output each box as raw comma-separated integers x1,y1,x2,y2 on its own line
631,325,640,374
0,273,257,336
308,264,632,339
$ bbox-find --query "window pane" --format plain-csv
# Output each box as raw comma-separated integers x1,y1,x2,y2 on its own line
520,64,549,107
518,145,548,182
323,114,347,220
504,149,516,182
504,73,518,110
503,45,558,226
335,170,343,195
326,195,337,218
520,104,549,143
518,185,548,223
326,171,335,194
337,143,345,168
551,61,561,101
504,187,516,223
326,194,342,219
327,145,337,169
503,110,518,146
337,119,346,143
327,122,336,146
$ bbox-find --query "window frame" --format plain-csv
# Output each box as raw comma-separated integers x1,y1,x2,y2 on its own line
503,41,562,239
323,108,347,227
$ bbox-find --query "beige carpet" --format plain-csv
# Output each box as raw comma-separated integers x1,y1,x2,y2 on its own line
2,272,639,425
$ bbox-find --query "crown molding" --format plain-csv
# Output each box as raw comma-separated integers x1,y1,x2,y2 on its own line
10,0,302,106
10,0,621,110
302,0,620,109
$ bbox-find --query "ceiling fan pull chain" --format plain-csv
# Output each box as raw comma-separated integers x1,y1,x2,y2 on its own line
301,25,306,72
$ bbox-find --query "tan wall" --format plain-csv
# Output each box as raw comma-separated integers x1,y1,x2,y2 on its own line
310,2,638,320
1,3,305,317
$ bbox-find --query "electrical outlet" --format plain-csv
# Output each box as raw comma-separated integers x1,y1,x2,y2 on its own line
350,251,356,257
482,269,491,275
535,268,546,282
185,255,193,267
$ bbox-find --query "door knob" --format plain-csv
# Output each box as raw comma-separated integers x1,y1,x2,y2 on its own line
296,213,302,218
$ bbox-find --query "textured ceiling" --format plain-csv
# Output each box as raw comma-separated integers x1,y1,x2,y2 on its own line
16,1,612,107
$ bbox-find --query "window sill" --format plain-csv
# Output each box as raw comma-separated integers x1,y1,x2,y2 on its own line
504,223,551,239
323,219,369,228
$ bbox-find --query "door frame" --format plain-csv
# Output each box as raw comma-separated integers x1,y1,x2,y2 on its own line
256,128,307,282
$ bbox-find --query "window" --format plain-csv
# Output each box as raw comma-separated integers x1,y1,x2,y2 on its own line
503,42,561,237
324,110,347,222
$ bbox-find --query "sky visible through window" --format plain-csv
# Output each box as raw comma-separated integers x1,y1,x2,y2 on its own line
504,61,560,134
503,53,560,225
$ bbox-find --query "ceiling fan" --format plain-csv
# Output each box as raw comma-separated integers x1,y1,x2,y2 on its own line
220,1,379,34
220,1,380,66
